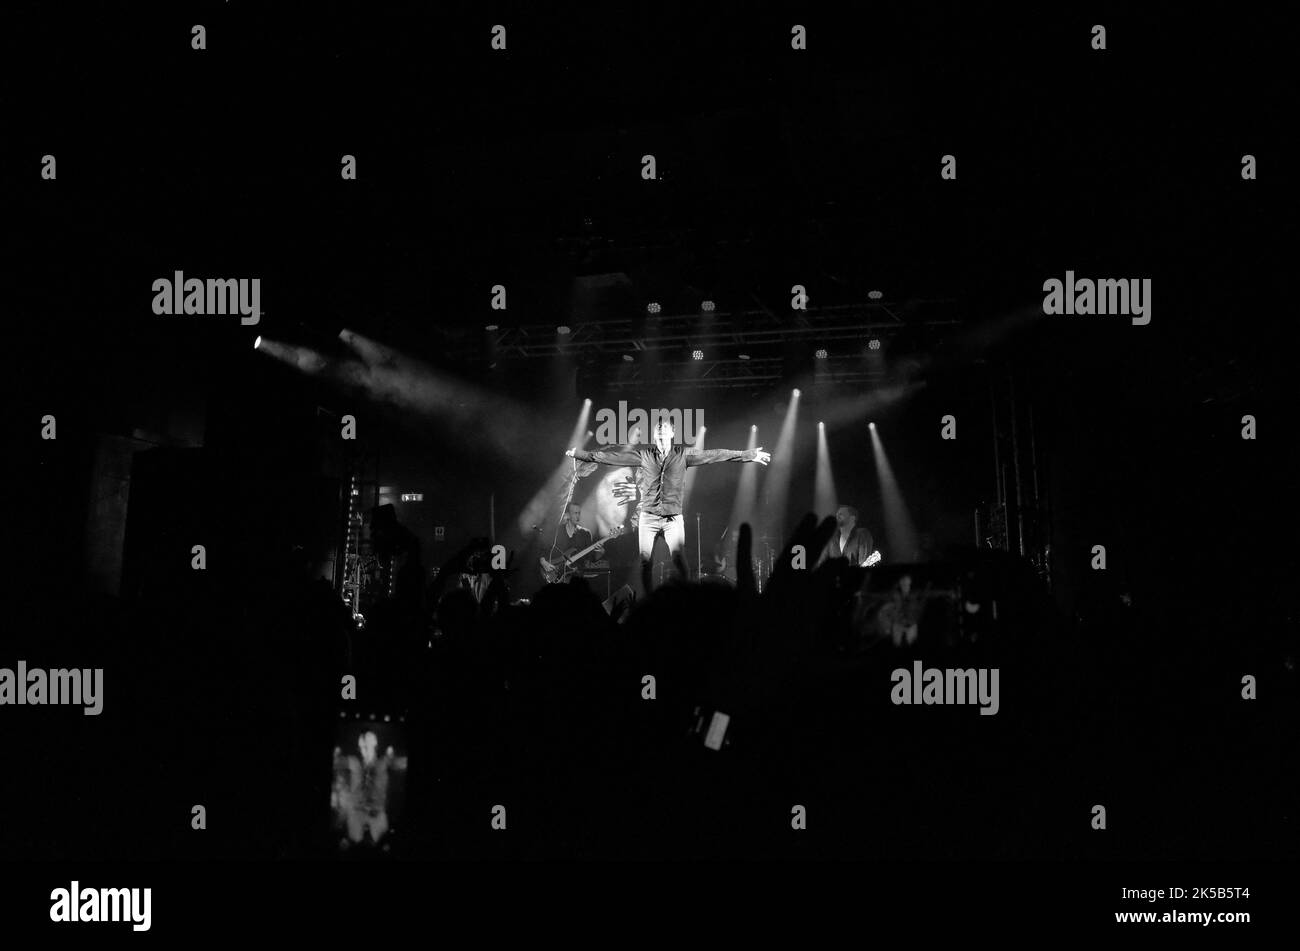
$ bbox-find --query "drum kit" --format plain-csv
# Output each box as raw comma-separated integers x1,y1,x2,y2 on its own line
690,527,784,590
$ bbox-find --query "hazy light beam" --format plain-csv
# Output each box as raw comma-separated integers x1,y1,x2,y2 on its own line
869,423,919,561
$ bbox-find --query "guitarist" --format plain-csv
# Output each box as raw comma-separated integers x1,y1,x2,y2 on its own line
818,504,881,568
558,502,603,572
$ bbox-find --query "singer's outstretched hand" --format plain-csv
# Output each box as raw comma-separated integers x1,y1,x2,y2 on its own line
753,448,771,466
565,448,576,457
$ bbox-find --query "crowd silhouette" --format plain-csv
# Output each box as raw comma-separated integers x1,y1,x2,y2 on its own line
5,512,1292,862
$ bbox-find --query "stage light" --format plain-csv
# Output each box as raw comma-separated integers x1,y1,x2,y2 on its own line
485,324,499,331
701,300,715,312
647,302,661,314
792,388,801,398
692,349,704,361
253,336,262,349
815,349,828,360
557,325,571,335
868,338,882,351
869,421,876,428
623,353,634,362
751,424,757,430
819,420,825,427
868,289,883,300
738,353,750,361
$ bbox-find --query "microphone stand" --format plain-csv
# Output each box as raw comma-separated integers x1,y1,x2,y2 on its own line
552,457,580,562
695,512,701,580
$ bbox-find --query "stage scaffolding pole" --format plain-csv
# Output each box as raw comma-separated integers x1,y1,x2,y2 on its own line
1009,370,1026,559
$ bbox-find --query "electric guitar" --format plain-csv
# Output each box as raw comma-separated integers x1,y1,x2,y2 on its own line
539,525,626,584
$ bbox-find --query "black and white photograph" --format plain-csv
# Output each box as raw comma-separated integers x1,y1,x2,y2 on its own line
1,4,1293,938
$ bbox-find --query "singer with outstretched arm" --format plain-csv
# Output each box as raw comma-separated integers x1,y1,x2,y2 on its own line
566,418,770,593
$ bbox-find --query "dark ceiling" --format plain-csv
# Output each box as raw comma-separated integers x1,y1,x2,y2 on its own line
3,8,1287,408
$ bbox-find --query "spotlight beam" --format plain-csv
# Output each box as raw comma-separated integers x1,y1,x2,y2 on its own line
761,389,801,543
727,425,760,543
330,329,537,457
338,328,402,368
252,337,329,375
817,381,926,430
681,425,707,511
515,400,593,536
814,423,837,518
869,423,919,562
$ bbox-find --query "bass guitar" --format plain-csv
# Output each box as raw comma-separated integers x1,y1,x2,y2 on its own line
539,525,626,584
